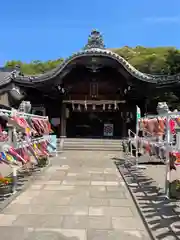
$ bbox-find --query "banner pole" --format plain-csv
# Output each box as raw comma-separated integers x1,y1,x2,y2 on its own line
165,114,170,198
136,106,146,169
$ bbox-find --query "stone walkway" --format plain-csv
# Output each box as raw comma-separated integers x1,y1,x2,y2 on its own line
118,155,180,239
0,151,151,240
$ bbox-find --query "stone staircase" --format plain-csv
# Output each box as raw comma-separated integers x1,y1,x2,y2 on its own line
57,138,123,151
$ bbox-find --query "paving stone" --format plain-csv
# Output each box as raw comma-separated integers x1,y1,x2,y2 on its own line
61,216,112,229
52,171,67,177
57,165,70,170
11,196,33,205
104,174,121,181
20,190,40,198
29,184,43,190
30,191,57,204
3,203,47,214
49,172,67,180
89,186,106,191
91,181,119,186
89,206,133,217
88,170,104,174
112,217,146,230
109,199,133,207
62,180,90,186
49,175,65,181
32,196,72,205
33,180,48,185
43,185,74,190
62,190,89,199
0,226,30,240
47,185,76,190
67,173,78,177
43,181,62,185
106,185,125,191
87,229,150,240
26,228,87,240
90,173,105,181
65,174,91,181
104,168,117,174
70,197,109,206
45,205,88,215
90,189,126,199
12,214,63,228
0,214,18,226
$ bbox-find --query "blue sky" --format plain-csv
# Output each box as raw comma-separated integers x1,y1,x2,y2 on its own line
0,0,179,65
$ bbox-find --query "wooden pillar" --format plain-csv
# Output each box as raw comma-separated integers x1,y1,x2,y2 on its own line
60,103,66,137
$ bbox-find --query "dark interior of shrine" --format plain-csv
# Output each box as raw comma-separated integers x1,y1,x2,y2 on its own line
66,106,136,138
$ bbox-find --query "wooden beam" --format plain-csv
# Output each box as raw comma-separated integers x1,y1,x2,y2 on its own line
62,100,126,104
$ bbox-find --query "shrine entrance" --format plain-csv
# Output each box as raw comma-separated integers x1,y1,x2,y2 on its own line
63,100,136,139
66,111,123,138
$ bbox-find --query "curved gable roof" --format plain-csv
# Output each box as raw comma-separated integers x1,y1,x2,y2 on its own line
1,30,180,87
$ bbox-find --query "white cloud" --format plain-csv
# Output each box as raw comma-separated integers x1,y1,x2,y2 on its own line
144,16,180,23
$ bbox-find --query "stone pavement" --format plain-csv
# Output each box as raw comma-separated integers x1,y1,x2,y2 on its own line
0,151,151,240
117,155,180,240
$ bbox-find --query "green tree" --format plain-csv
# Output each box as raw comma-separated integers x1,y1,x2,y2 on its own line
165,49,180,74
4,46,180,75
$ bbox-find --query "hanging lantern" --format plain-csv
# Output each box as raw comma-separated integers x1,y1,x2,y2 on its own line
92,104,96,110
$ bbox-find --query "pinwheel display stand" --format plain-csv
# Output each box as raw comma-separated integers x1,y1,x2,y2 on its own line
128,111,180,199
0,109,56,197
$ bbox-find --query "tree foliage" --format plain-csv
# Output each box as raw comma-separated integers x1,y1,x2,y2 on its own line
4,46,180,75
113,46,180,75
5,58,64,75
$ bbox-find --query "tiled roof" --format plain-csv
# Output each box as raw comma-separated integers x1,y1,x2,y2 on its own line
13,48,180,85
0,30,180,87
0,69,14,86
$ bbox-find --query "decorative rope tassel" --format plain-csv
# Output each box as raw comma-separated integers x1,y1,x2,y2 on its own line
103,104,105,111
78,104,81,111
114,101,117,110
84,101,87,110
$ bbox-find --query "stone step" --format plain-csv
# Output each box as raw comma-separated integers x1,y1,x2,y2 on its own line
57,145,123,151
57,138,123,151
63,142,122,146
58,148,122,151
58,144,122,148
57,138,122,143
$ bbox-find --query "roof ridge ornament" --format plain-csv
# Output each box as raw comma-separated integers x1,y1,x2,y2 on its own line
84,29,105,50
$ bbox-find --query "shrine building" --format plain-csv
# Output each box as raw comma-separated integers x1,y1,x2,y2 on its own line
0,30,180,138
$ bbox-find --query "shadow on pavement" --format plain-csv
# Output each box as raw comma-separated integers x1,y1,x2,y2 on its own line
115,157,180,240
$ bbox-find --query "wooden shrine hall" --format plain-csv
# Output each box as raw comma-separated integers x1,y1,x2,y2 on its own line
0,30,180,138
